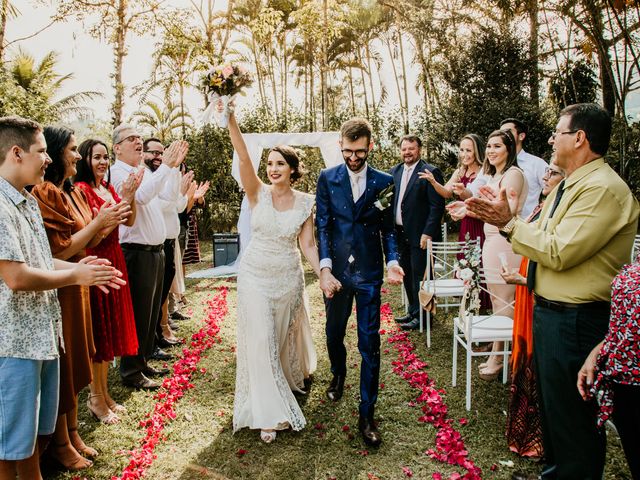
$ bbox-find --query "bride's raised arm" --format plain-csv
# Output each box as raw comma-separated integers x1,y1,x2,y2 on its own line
228,111,262,206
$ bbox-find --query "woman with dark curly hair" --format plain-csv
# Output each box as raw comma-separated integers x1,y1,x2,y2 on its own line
31,127,129,470
74,138,142,425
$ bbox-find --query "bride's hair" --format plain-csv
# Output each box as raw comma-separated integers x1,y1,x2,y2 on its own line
270,145,306,183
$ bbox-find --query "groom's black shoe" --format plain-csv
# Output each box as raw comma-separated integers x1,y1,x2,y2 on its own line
358,416,382,447
395,313,413,324
326,375,344,402
400,318,421,330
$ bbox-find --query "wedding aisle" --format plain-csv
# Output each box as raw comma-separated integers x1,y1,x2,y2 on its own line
47,263,631,480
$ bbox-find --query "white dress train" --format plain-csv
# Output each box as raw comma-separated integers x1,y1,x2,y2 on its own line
233,185,317,432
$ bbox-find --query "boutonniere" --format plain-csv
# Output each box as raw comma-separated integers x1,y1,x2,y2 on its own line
374,184,394,210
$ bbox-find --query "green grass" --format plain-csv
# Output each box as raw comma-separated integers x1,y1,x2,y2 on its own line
45,243,632,480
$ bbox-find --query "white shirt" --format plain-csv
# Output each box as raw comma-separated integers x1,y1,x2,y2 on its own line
347,164,368,202
467,150,547,218
110,159,172,246
395,163,416,225
156,167,188,240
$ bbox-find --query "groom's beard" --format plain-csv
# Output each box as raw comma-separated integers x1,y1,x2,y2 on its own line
345,156,367,172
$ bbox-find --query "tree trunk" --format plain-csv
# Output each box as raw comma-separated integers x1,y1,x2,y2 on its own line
358,47,370,117
111,0,127,126
179,81,186,138
321,0,329,129
527,0,540,107
386,35,407,132
365,44,376,113
348,64,356,115
0,0,8,63
251,37,267,109
398,27,410,133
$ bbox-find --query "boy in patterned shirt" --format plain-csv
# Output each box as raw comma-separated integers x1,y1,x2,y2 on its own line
0,116,125,479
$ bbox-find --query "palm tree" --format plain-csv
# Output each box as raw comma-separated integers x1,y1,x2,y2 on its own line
132,98,193,143
7,48,102,119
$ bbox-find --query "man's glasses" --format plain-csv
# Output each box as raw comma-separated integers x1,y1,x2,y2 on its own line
117,134,141,144
341,149,369,159
145,150,163,157
545,167,563,177
550,130,579,140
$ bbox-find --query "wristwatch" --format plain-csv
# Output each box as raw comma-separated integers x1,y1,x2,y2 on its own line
499,216,517,239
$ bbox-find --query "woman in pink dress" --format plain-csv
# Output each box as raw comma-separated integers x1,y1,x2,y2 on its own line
74,139,143,424
419,134,486,246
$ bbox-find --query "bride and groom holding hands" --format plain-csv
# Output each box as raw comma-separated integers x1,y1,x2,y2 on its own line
226,108,404,446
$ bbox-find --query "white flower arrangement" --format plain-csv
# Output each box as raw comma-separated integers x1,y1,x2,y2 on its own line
454,234,482,314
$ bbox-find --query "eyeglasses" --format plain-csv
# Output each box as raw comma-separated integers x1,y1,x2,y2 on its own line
341,148,369,159
544,167,563,177
550,130,579,140
117,134,141,144
145,150,163,157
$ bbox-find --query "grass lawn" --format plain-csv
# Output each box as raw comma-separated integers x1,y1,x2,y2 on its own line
45,242,632,480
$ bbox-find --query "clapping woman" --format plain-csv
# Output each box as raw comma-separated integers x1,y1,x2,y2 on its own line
32,127,130,469
75,139,142,424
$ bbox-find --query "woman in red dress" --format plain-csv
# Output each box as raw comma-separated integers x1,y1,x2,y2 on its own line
74,139,142,424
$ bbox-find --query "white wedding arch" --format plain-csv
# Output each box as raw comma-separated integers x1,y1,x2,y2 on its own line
187,131,341,279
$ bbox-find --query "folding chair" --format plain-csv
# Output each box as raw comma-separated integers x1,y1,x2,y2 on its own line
452,277,514,411
419,238,480,347
632,234,640,261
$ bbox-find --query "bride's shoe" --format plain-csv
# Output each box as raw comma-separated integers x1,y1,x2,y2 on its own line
260,430,277,443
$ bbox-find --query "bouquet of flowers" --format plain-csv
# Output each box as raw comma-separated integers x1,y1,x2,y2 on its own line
199,63,253,128
454,233,482,314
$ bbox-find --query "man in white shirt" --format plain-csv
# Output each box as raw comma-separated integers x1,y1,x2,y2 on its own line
110,124,187,389
457,118,547,218
142,137,190,352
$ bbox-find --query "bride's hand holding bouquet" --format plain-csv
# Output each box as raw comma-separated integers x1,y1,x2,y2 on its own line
200,63,253,128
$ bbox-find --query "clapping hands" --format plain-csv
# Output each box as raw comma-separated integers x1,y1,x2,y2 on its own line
162,140,189,168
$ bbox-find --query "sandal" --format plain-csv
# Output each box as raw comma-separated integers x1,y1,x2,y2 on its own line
87,394,120,425
107,401,127,415
68,427,98,459
51,442,93,471
260,430,277,443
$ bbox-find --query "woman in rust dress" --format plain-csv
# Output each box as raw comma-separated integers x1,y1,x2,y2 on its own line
32,127,129,470
75,139,142,425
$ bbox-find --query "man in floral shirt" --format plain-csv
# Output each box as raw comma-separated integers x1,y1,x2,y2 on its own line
0,116,124,479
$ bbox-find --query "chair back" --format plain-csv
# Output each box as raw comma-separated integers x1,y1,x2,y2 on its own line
425,238,480,283
632,234,640,261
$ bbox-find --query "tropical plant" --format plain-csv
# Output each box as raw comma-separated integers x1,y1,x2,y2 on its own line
131,98,193,142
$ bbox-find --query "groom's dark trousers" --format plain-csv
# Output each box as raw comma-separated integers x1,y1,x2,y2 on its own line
316,163,399,421
325,273,382,419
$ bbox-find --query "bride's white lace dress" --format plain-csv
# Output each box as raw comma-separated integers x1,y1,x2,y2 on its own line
233,185,317,432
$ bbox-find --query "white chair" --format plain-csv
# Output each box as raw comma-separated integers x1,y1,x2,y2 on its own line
452,280,514,411
419,238,480,347
631,234,640,261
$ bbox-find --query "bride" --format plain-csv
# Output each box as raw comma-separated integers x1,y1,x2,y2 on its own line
227,110,336,443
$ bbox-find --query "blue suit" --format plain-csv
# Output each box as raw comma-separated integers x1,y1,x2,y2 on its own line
316,163,399,419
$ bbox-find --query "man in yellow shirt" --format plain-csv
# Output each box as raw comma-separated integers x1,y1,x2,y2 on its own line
466,103,639,480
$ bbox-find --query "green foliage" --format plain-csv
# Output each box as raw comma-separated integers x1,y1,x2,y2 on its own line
432,30,552,160
184,124,239,236
548,60,599,109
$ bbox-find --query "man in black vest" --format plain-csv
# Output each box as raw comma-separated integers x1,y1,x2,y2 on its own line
390,135,445,330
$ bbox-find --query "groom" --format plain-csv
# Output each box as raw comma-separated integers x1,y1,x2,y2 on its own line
316,117,404,446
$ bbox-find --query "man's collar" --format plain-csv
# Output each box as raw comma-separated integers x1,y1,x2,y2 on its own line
0,176,28,205
347,163,368,178
113,158,137,172
564,157,605,189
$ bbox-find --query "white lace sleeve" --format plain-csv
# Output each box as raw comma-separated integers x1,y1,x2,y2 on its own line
299,192,315,222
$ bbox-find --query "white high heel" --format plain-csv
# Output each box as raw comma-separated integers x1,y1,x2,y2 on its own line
260,430,277,443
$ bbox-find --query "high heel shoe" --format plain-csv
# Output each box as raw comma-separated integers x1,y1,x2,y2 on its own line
68,427,98,458
107,401,127,415
478,365,503,381
87,394,120,425
260,430,277,443
51,442,93,471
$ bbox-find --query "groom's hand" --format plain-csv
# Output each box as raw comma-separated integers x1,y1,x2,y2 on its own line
320,268,341,298
387,264,404,285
